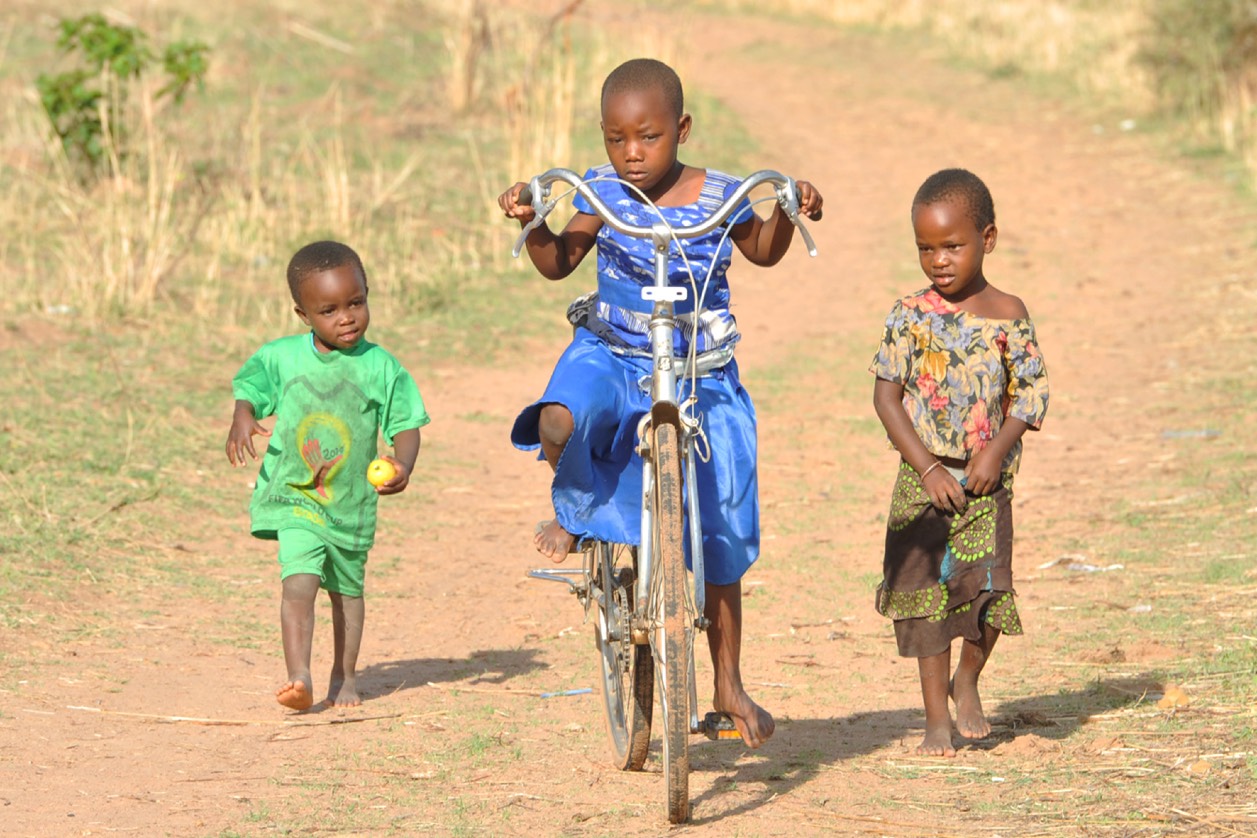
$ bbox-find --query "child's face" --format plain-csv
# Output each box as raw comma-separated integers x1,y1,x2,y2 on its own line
601,86,690,199
912,199,997,298
293,264,370,353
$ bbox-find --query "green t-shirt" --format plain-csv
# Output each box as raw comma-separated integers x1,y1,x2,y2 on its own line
232,333,430,550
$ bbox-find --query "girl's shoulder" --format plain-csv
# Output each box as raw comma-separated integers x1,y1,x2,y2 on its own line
895,286,1033,322
979,286,1030,321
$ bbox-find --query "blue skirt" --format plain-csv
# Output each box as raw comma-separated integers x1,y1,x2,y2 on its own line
512,328,758,585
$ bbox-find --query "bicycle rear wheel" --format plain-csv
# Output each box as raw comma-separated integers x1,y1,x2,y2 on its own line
593,542,653,770
652,422,691,824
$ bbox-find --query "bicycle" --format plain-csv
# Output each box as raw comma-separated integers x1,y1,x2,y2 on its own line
513,168,817,823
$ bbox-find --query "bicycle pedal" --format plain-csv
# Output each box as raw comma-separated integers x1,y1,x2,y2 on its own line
702,712,742,741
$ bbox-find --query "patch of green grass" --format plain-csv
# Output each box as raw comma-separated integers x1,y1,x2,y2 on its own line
1200,556,1252,584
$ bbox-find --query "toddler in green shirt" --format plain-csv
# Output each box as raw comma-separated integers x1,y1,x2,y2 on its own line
226,240,429,711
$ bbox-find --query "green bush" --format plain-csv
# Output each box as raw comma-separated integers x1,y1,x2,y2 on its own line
34,13,210,174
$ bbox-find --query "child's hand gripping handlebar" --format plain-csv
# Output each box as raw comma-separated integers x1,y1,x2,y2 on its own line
510,169,819,258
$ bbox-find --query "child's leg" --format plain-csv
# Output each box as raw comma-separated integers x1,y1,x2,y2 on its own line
705,580,774,748
278,573,320,711
326,592,364,707
535,403,575,559
951,622,999,739
917,648,955,756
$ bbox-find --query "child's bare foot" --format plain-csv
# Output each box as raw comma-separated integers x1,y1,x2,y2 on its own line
276,679,314,711
325,678,361,707
713,688,775,749
534,519,575,561
916,720,957,757
950,677,991,739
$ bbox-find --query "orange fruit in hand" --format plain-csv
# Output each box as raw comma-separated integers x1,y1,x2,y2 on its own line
366,458,397,487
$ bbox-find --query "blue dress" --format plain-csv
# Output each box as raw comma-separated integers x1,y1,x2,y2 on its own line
511,166,759,585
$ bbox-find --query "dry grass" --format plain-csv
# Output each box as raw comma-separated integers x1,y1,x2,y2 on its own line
0,0,650,327
698,0,1147,99
699,0,1257,187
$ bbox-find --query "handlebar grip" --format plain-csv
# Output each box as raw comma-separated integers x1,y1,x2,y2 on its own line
518,185,533,205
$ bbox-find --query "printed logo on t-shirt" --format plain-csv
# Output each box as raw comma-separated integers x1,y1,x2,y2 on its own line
289,412,351,505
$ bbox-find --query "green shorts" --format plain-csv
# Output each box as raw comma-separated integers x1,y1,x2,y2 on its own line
277,528,367,597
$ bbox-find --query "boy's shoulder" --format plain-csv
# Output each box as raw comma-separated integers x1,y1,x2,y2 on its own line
352,341,419,383
248,332,310,359
357,339,408,368
249,335,407,369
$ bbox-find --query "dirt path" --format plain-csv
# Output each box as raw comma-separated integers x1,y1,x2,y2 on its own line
4,7,1256,837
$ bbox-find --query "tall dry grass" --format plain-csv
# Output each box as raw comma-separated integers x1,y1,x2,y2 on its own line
0,0,675,330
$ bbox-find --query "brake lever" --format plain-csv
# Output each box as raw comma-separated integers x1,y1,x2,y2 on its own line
511,177,553,258
777,179,818,257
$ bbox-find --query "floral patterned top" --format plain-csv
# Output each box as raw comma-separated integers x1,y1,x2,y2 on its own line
870,287,1049,474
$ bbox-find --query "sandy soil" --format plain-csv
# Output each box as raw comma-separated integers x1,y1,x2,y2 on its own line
3,6,1256,837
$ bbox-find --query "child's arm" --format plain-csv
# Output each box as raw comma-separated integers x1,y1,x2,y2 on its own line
225,399,272,466
373,427,421,496
499,183,602,279
731,180,823,267
873,378,968,514
965,418,1029,496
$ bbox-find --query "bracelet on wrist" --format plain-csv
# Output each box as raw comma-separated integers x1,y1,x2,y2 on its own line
920,460,944,480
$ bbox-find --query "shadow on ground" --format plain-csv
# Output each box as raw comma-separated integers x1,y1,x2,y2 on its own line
336,647,548,705
980,672,1169,747
687,709,917,824
686,674,1163,824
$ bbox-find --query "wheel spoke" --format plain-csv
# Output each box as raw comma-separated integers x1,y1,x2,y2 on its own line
593,542,652,770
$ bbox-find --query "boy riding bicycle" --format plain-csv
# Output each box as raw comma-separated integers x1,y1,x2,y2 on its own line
498,57,822,748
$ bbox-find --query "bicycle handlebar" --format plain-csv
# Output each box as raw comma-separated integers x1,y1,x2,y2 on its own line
511,168,817,258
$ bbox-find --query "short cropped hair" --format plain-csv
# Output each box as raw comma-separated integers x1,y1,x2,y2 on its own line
601,58,684,119
286,240,368,302
913,168,996,231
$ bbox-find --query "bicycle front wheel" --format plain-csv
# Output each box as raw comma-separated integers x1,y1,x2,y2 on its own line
593,542,653,770
652,422,691,824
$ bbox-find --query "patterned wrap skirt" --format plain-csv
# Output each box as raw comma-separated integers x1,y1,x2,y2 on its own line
875,462,1023,657
511,328,759,586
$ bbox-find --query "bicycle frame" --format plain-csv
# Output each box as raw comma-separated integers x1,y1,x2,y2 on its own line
516,168,816,815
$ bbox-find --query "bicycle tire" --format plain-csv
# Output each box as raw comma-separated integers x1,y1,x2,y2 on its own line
593,542,653,770
652,422,691,824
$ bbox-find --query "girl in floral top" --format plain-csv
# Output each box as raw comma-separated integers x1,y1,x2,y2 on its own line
870,169,1049,757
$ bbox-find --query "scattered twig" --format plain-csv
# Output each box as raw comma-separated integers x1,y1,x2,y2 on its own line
67,705,401,726
785,803,974,836
1106,729,1208,736
1073,765,1158,774
85,489,160,528
885,761,981,773
1169,808,1257,837
776,655,843,669
426,681,549,697
285,21,354,54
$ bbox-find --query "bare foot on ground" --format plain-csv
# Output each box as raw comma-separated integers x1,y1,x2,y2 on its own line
533,519,575,561
916,720,957,757
951,677,991,739
276,679,314,711
713,688,775,749
325,679,361,707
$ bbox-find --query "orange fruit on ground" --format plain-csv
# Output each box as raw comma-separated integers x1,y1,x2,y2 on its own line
366,458,397,487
